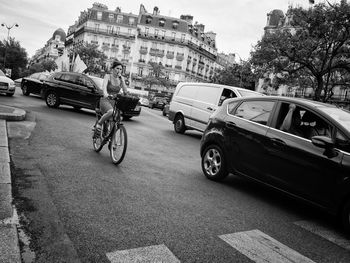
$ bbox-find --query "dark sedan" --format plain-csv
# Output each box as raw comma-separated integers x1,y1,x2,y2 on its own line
200,96,350,232
21,72,51,96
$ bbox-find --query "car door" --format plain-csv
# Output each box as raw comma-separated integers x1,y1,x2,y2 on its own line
191,85,221,131
55,73,80,105
224,99,276,180
264,102,344,207
76,75,100,109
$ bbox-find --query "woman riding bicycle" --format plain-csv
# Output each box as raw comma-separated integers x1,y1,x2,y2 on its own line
95,60,128,134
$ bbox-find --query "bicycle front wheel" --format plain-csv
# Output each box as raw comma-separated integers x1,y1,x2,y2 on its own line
92,122,105,152
110,124,127,165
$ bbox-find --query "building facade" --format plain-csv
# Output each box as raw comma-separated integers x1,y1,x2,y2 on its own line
31,28,66,64
65,3,222,95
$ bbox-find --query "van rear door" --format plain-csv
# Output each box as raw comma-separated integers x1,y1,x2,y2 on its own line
191,85,221,131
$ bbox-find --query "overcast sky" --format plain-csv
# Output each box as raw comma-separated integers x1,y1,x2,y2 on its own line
0,0,314,60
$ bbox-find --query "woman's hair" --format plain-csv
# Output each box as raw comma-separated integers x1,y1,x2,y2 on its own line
111,60,123,69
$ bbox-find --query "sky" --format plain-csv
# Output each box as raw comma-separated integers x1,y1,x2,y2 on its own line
0,0,315,61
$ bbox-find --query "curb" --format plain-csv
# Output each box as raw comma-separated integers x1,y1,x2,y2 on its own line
0,117,22,262
0,106,26,121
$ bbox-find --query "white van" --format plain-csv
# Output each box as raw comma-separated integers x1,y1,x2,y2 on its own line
168,82,263,133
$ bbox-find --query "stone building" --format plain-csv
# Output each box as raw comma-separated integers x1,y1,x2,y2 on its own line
31,28,66,64
65,3,222,95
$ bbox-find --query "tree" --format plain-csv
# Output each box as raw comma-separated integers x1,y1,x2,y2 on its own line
0,37,28,79
74,43,107,75
250,0,350,101
143,61,171,90
213,62,257,90
27,59,57,75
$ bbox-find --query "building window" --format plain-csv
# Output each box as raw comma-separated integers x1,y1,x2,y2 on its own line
109,13,114,22
172,21,179,29
171,32,176,40
181,34,186,43
97,12,102,20
117,15,123,23
159,19,165,27
138,67,143,76
145,27,149,35
116,27,120,34
107,25,112,34
129,17,135,26
162,30,166,38
94,24,100,32
128,28,132,36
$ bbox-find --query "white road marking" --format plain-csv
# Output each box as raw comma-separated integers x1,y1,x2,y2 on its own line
294,220,350,250
107,244,180,263
219,229,315,263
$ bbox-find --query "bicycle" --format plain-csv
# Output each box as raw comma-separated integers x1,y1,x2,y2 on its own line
92,94,139,165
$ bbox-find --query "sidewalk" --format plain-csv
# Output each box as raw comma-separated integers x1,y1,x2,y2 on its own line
0,105,26,263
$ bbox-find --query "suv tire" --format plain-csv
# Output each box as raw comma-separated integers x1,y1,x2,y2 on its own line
45,91,60,108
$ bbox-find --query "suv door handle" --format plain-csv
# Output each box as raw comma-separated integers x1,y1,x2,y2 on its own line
207,107,214,111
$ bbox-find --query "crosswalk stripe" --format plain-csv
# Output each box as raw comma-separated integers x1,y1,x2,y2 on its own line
294,220,350,250
219,229,315,263
106,244,180,263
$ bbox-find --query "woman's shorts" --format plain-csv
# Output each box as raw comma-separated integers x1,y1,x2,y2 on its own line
100,97,116,114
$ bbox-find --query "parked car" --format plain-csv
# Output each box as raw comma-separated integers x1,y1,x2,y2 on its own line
21,72,51,96
149,96,167,110
200,95,350,232
41,72,141,119
168,82,263,133
139,97,150,107
0,69,16,96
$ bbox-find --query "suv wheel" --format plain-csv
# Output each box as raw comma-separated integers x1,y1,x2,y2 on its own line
201,144,228,181
45,91,60,108
174,114,186,134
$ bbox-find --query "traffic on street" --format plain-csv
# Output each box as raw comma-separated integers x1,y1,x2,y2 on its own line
1,89,350,262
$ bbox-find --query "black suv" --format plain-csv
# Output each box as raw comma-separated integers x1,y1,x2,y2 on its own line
149,97,167,110
41,72,141,118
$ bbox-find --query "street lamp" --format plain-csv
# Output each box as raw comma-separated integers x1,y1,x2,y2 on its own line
1,23,19,68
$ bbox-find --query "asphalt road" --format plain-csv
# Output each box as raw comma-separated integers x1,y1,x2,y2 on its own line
1,89,350,263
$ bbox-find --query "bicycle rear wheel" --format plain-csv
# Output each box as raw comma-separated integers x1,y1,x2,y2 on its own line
110,124,127,165
92,122,105,152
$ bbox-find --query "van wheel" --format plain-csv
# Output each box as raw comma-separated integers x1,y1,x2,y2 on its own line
174,115,186,134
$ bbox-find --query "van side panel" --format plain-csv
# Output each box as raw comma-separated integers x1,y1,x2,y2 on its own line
191,85,222,131
168,84,196,127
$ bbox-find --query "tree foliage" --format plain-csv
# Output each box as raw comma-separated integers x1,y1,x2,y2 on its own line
213,62,257,90
26,60,57,75
74,43,107,74
250,0,350,101
143,61,171,89
0,37,28,79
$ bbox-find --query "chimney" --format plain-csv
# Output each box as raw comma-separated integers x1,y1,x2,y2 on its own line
195,23,205,32
153,6,159,15
180,15,193,24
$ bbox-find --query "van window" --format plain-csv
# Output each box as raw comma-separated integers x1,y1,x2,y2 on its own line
237,89,263,97
195,85,219,104
177,85,197,99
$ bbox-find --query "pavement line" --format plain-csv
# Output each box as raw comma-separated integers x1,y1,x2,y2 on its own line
219,229,315,263
106,244,180,263
294,220,350,250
